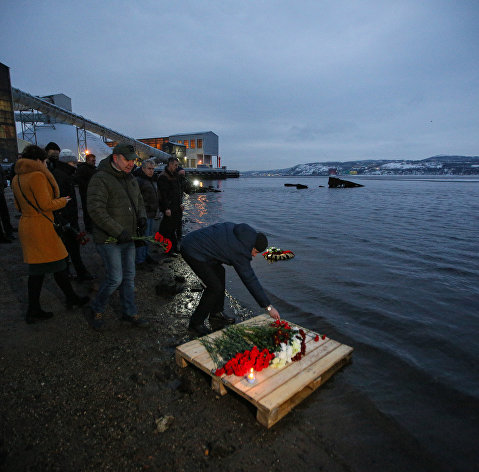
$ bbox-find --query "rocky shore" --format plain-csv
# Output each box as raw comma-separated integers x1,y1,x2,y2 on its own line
0,188,443,472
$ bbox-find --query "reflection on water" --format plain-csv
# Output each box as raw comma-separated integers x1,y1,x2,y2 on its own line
183,179,224,230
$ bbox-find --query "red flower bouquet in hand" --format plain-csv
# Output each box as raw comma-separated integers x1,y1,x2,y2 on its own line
154,232,172,253
105,232,172,253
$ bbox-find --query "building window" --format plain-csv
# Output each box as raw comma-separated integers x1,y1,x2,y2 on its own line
190,139,195,149
197,139,203,148
184,140,189,149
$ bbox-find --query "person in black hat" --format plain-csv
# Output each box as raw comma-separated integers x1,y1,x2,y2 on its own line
52,149,94,281
74,153,96,232
180,222,280,336
45,142,60,172
0,162,16,243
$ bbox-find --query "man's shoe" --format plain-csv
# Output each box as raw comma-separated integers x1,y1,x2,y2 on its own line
84,306,104,330
188,322,212,336
66,295,90,309
121,314,149,328
25,308,54,324
145,255,157,264
209,312,236,325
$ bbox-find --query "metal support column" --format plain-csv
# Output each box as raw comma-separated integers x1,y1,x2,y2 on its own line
76,124,87,160
20,109,37,144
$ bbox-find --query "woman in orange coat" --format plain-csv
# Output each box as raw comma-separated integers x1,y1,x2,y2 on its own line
12,145,88,324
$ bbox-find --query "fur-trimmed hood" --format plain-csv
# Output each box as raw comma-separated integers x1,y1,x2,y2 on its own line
14,158,60,198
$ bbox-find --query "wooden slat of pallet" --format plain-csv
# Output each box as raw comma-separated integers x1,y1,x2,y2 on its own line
259,343,353,410
225,335,330,391
256,345,353,428
233,340,341,400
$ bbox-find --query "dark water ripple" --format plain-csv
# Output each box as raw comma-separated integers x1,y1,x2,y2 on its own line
183,176,479,469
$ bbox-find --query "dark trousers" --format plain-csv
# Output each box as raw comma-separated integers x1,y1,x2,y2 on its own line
0,190,13,236
181,250,225,325
80,192,92,232
28,268,77,311
62,230,88,276
159,209,183,252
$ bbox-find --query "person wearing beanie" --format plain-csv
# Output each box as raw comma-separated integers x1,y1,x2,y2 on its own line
180,222,281,336
52,149,94,282
74,153,97,232
45,142,60,172
58,149,78,164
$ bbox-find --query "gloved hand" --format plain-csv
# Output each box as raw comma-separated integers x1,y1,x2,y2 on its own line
117,229,132,244
137,217,147,236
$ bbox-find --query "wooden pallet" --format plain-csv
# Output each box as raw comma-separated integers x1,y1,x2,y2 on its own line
176,315,353,428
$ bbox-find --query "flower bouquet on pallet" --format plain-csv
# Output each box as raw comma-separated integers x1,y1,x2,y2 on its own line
262,246,295,262
105,232,172,253
200,320,326,377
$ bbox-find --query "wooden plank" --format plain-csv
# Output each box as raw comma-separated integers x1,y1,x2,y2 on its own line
256,351,353,428
175,350,188,368
233,340,340,400
226,335,331,391
259,344,353,412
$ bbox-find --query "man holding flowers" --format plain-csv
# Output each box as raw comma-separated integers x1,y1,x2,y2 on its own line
85,143,148,330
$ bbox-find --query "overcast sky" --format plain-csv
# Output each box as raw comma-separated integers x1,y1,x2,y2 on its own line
1,0,478,170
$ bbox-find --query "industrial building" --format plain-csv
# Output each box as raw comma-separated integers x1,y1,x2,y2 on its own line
133,132,219,169
1,62,229,174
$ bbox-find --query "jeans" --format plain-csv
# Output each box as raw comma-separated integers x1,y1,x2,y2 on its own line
181,249,225,325
91,242,137,316
135,217,155,263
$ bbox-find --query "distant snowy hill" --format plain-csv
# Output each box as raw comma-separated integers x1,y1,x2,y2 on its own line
243,156,479,176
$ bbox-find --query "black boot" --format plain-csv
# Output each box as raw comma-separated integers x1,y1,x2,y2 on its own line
188,322,212,336
209,312,236,325
25,308,54,324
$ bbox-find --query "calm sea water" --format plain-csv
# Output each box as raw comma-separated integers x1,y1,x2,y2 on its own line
182,176,479,470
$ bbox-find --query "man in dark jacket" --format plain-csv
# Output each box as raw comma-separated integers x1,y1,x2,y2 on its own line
52,149,93,281
74,153,96,232
157,157,183,254
85,143,148,330
135,159,159,266
180,222,281,335
45,142,60,172
0,163,15,243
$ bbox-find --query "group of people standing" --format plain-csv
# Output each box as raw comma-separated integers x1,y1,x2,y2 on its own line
11,142,280,333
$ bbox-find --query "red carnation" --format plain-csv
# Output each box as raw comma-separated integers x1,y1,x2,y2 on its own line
314,334,320,342
322,334,326,340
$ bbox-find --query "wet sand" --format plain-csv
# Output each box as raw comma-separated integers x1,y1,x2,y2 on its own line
0,188,447,472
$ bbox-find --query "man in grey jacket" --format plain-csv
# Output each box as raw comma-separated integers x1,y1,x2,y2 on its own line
181,222,280,335
85,143,148,330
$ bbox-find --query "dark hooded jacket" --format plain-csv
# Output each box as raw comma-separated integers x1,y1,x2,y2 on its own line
52,160,79,229
74,161,97,197
87,155,146,244
157,167,182,213
136,168,159,218
181,222,271,308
